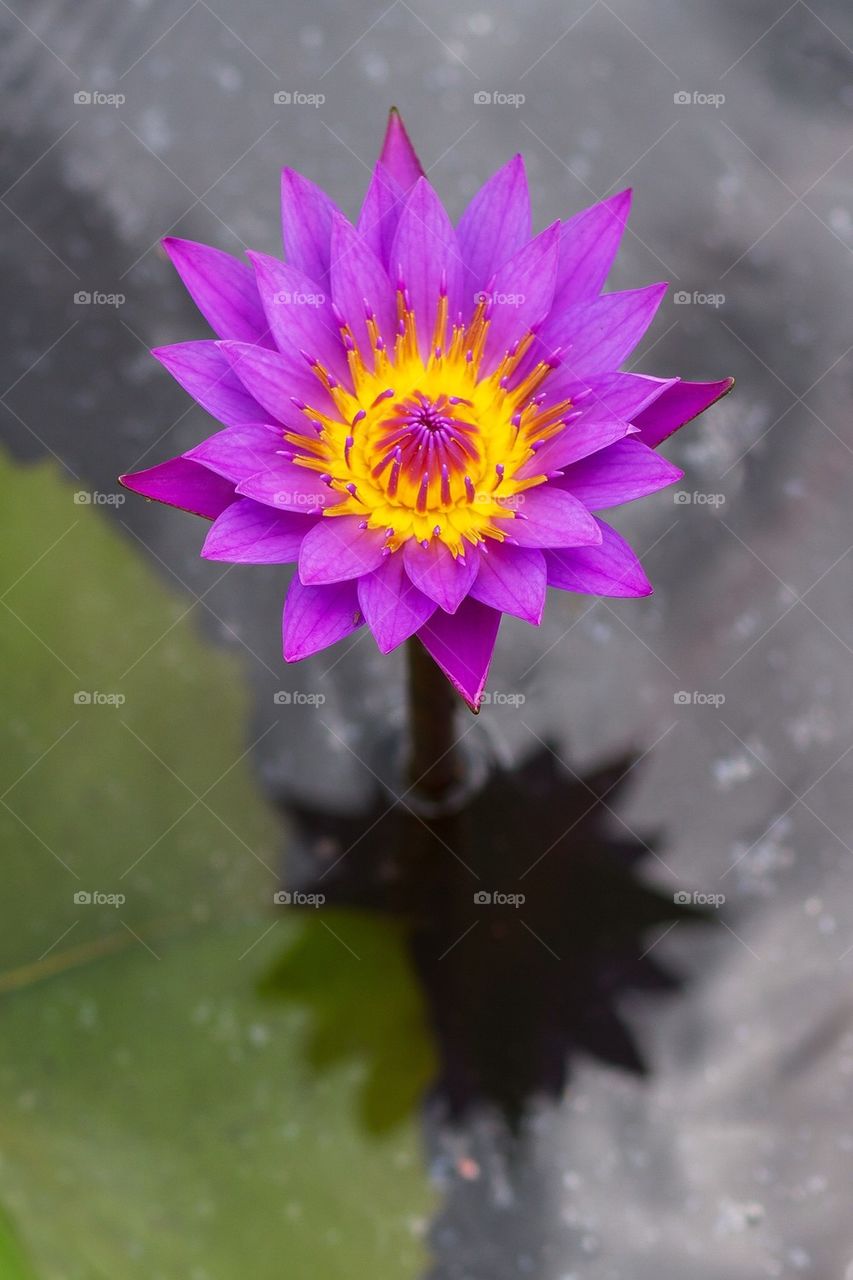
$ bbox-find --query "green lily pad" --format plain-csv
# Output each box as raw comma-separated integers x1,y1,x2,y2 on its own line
0,454,436,1279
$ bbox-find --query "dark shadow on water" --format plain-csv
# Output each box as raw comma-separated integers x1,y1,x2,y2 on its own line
268,744,710,1126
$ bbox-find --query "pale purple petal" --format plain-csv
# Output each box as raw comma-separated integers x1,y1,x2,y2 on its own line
235,462,333,513
403,538,480,614
162,238,272,346
378,109,424,193
357,552,437,653
516,420,637,480
633,377,734,449
218,341,334,428
497,486,601,548
282,576,363,661
247,250,347,379
280,168,341,284
202,498,308,563
535,283,668,377
389,177,464,361
553,189,632,308
540,369,678,420
469,543,546,625
152,342,267,427
184,424,282,482
298,516,389,585
457,155,531,301
483,222,560,370
557,438,683,508
329,215,397,353
119,456,235,519
546,518,652,597
416,597,501,710
357,161,407,267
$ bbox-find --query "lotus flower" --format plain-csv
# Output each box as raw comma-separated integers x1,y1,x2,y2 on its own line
121,109,731,709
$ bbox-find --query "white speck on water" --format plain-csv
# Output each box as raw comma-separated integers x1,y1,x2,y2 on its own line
299,25,324,49
712,752,754,790
468,12,494,35
362,51,389,84
213,63,242,93
138,107,172,152
714,1198,765,1235
829,207,852,235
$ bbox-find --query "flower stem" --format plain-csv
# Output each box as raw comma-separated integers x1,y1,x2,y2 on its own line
406,638,463,807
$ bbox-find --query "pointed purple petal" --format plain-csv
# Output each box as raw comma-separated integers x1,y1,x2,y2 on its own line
247,250,347,379
516,419,637,480
280,168,341,284
496,486,601,548
282,576,363,662
119,456,235,519
546,518,652,597
152,342,267,427
469,543,546,625
329,215,397,354
416,597,501,710
378,109,424,193
202,498,308,563
457,155,531,300
357,161,407,268
542,369,678,420
483,222,560,370
218,341,334,428
357,552,437,653
235,462,334,513
557,438,683,509
389,177,464,361
403,538,480,614
184,424,282,483
633,377,734,449
298,516,389,585
554,189,632,308
537,283,668,377
161,238,272,346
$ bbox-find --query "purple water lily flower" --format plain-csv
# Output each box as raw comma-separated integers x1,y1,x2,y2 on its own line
121,109,732,709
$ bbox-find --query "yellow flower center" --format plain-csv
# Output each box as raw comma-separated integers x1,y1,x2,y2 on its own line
287,290,572,556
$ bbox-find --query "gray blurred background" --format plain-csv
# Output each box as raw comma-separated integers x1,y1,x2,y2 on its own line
2,0,853,1276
